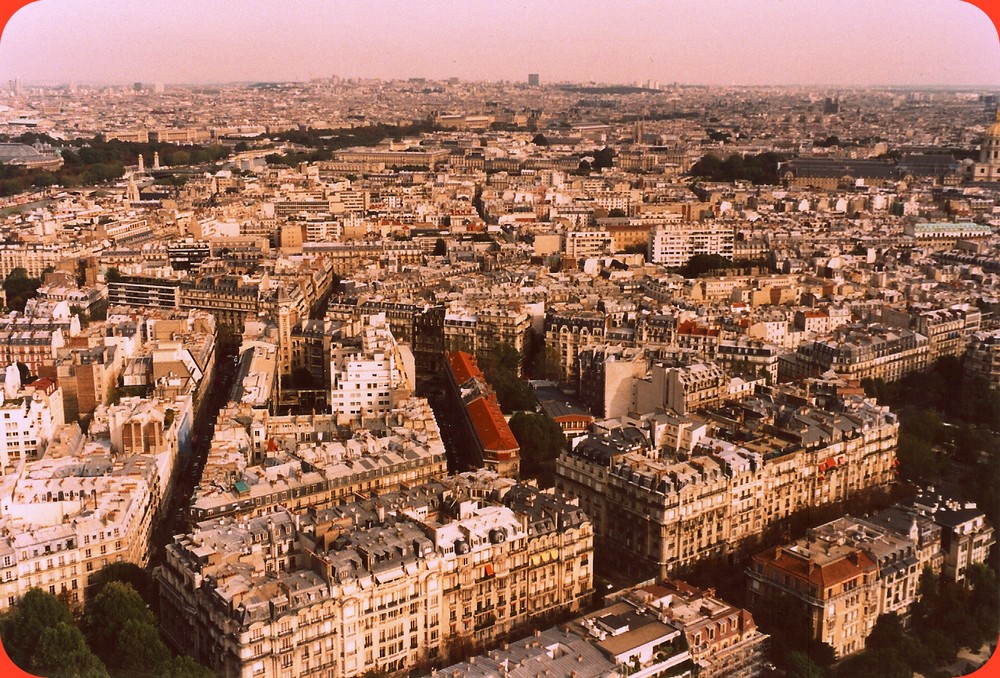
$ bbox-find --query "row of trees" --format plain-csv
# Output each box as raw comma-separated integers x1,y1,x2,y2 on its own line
0,563,212,678
861,356,999,529
265,121,440,166
687,151,784,184
861,355,1000,432
0,134,231,196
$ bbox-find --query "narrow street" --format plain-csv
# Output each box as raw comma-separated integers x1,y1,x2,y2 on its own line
148,340,238,565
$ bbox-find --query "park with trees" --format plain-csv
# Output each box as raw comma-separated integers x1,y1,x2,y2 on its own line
0,563,213,678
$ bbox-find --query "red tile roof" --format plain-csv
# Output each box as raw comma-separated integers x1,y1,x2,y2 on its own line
678,320,719,337
467,396,519,457
754,547,876,588
447,350,481,385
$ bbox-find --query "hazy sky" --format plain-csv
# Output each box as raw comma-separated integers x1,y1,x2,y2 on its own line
0,0,998,86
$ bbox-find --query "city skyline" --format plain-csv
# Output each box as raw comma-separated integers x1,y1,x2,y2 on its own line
0,0,998,87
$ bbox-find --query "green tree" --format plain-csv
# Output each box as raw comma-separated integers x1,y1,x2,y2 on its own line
679,253,735,278
0,587,76,669
115,618,172,676
165,151,191,166
509,412,567,486
476,344,536,413
29,622,108,678
531,133,549,146
865,613,907,652
896,431,946,483
689,154,723,179
2,267,42,312
88,562,158,614
433,238,447,256
966,563,1000,643
833,648,911,678
688,151,783,184
785,651,824,678
156,655,217,678
84,581,157,664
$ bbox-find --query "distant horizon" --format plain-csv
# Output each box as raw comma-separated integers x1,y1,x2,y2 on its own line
0,0,998,88
9,79,1000,91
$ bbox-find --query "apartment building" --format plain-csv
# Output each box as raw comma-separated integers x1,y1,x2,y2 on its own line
556,389,898,578
779,326,929,384
107,275,183,309
94,217,154,246
0,378,62,468
158,473,593,678
190,398,448,522
564,229,613,260
545,310,609,384
0,243,93,278
0,460,156,611
914,304,981,362
965,329,1000,390
747,491,994,660
716,339,781,383
900,491,995,583
609,579,768,678
748,541,879,658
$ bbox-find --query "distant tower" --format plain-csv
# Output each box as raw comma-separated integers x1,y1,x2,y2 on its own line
126,174,139,203
137,154,144,174
153,151,160,170
974,109,1000,182
528,73,540,87
634,119,644,144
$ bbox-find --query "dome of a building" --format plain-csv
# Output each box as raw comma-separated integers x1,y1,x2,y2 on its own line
987,110,1000,138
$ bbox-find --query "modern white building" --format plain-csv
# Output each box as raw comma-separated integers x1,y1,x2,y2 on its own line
647,222,734,267
330,314,415,423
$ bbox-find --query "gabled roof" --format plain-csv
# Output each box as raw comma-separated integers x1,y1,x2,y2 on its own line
447,350,481,385
467,396,519,454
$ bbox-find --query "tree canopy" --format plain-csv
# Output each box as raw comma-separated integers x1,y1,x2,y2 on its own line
0,588,108,677
3,267,43,312
688,151,783,184
84,581,158,663
29,622,109,678
476,344,535,413
87,561,159,614
508,412,567,487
